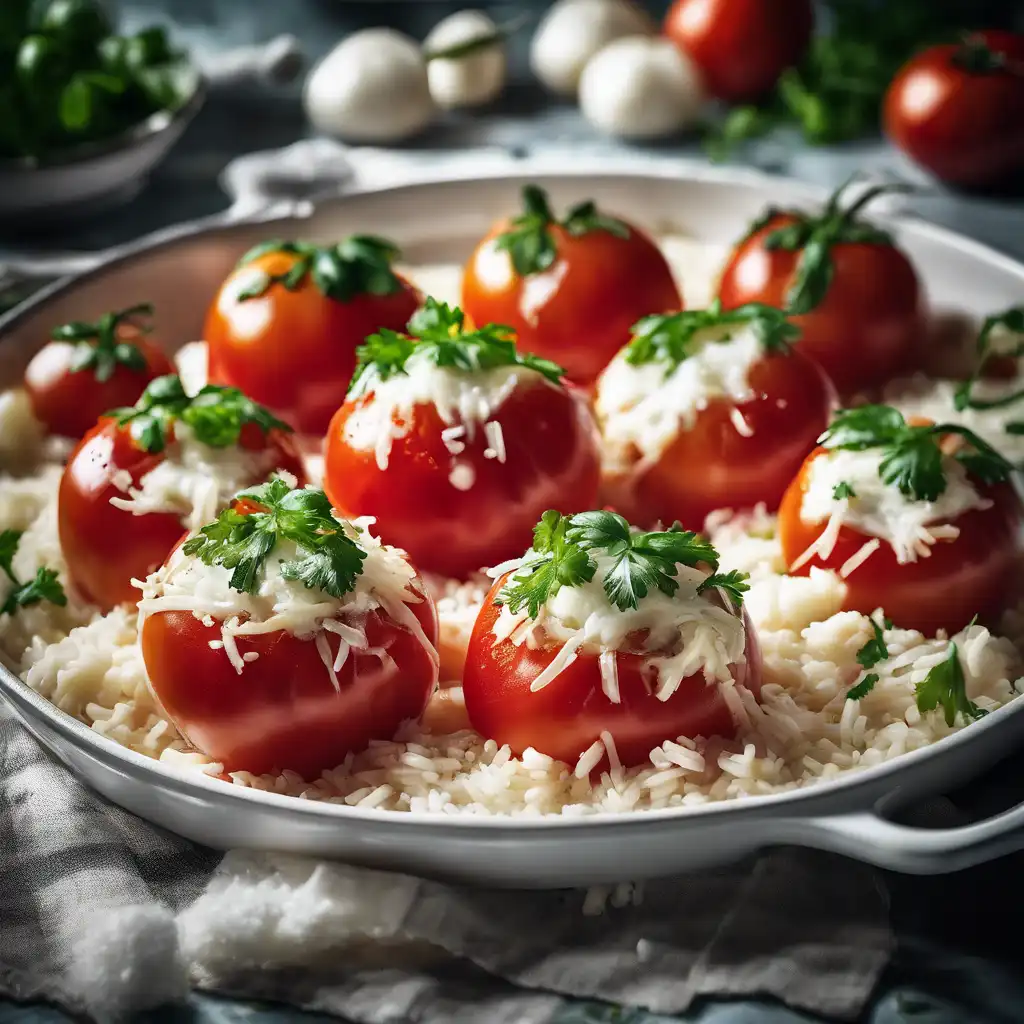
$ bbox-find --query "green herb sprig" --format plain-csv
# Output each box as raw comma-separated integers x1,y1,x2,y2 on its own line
496,509,746,616
423,13,530,61
820,404,1012,503
0,529,67,617
51,302,154,383
625,299,800,371
235,236,404,304
846,614,894,700
953,306,1024,420
183,477,366,598
493,184,630,277
915,642,987,727
348,297,564,397
108,375,290,454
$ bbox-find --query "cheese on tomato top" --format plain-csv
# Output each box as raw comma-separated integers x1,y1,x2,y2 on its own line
795,447,991,572
489,549,747,705
109,423,286,531
595,324,763,472
136,513,436,679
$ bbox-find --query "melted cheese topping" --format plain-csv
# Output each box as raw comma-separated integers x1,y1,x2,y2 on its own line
108,424,286,531
136,513,438,679
343,362,543,476
595,323,764,473
489,549,747,704
795,448,991,570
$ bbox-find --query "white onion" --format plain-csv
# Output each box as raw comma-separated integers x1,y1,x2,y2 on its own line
424,10,507,109
303,28,436,143
579,36,705,140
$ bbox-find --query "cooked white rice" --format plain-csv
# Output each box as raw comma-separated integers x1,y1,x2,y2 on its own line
1,240,1022,818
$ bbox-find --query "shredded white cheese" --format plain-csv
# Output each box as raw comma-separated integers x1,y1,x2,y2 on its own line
490,548,747,703
595,323,764,473
136,511,438,681
794,448,991,570
108,423,286,531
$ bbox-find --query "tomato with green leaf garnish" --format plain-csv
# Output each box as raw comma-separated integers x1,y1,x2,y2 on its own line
778,406,1022,636
58,376,303,611
23,304,174,439
884,32,1024,190
596,301,835,531
461,185,681,387
205,236,422,435
717,178,923,397
463,510,760,770
663,0,814,103
139,479,439,778
324,300,601,580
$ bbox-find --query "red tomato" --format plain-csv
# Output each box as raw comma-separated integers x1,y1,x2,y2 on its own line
141,580,439,778
778,446,1024,636
605,347,835,531
324,376,601,579
24,329,173,440
205,241,422,435
884,31,1024,190
461,210,681,387
59,419,303,611
663,0,814,102
718,205,923,397
462,573,762,770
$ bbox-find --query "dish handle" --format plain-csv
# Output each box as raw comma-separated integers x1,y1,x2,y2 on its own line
796,800,1024,874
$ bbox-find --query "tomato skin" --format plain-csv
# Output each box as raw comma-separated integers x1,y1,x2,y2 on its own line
324,377,601,579
717,214,923,397
663,0,814,102
884,32,1024,189
140,588,439,778
463,574,762,769
23,334,173,439
461,221,681,387
607,348,835,531
778,447,1024,636
205,249,422,435
58,419,304,611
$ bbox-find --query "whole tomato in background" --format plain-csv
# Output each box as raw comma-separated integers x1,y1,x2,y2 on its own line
205,236,422,435
884,31,1024,190
663,0,814,102
717,180,923,397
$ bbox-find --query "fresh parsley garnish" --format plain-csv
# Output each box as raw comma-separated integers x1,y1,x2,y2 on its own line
915,642,987,727
182,477,366,598
857,615,893,669
495,509,742,616
744,176,911,315
625,299,800,371
0,529,67,617
847,673,879,700
953,306,1024,415
820,404,1012,503
832,481,857,500
493,184,630,277
52,303,154,384
348,297,565,397
235,236,404,303
108,375,291,454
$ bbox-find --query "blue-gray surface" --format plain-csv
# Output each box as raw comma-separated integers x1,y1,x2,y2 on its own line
4,2,1024,1022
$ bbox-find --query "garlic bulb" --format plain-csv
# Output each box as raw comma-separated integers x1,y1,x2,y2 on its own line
424,9,507,109
303,28,436,143
579,37,704,140
530,0,653,98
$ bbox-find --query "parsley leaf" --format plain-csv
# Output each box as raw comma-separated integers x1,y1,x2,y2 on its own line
0,529,67,617
53,303,153,384
349,297,565,397
832,482,856,499
847,673,879,700
235,236,403,303
697,569,751,608
108,375,290,454
495,510,596,617
953,305,1024,414
820,404,1013,502
183,478,366,598
493,184,630,277
857,615,893,670
915,642,987,727
625,299,800,371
